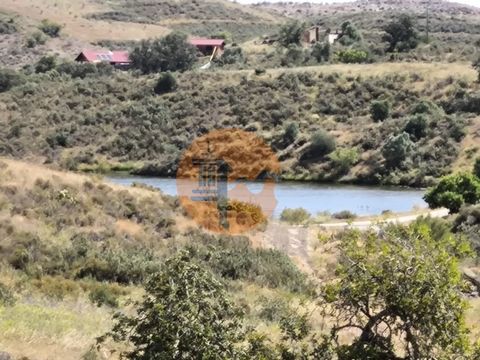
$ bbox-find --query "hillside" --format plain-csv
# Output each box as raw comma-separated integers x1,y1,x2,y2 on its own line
0,61,478,187
0,158,313,359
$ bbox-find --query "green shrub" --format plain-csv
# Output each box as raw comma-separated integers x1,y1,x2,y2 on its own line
280,208,311,224
311,42,330,62
254,68,266,75
218,46,244,65
35,55,56,73
0,18,17,34
424,173,480,213
154,72,177,95
281,44,305,66
283,122,299,145
38,19,62,37
130,32,197,74
278,20,306,47
370,100,390,122
0,68,24,93
381,132,414,168
89,285,119,308
329,148,359,174
404,114,428,140
474,158,480,178
307,130,336,158
383,14,419,52
0,282,15,306
25,31,47,48
56,62,98,79
332,210,357,220
453,205,480,255
336,49,368,64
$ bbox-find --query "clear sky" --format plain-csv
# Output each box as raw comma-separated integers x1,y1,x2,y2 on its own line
235,0,480,8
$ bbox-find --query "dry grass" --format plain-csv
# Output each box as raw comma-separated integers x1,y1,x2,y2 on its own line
0,0,170,41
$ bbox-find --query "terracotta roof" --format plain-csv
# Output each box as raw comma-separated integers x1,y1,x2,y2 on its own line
76,50,131,63
189,38,225,47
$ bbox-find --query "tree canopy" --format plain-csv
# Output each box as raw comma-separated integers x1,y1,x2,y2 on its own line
321,223,472,359
130,32,197,74
383,14,419,52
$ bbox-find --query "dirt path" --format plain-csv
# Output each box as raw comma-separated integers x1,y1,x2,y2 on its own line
259,208,450,273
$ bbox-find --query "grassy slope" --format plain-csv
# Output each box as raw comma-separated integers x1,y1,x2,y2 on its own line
1,61,477,186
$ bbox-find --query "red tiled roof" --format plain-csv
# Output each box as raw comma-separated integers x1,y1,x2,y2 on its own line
189,38,225,47
76,50,131,63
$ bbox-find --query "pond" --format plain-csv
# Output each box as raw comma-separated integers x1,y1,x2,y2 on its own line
108,176,427,218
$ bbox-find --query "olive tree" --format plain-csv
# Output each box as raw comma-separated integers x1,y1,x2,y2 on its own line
381,132,413,168
321,223,472,359
383,14,419,52
102,252,245,359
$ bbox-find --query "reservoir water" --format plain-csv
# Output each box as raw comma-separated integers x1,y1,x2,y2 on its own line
108,176,427,218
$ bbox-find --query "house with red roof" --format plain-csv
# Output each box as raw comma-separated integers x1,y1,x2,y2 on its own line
189,38,225,56
75,50,132,68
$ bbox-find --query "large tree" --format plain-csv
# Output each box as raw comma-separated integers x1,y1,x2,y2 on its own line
102,252,245,359
321,223,472,359
383,14,419,52
130,32,197,74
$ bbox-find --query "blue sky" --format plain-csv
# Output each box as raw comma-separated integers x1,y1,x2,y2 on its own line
235,0,480,8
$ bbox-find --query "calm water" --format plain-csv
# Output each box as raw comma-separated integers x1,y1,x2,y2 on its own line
107,176,427,218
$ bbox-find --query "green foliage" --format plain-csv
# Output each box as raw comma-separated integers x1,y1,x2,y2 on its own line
311,42,330,62
130,32,197,74
0,17,17,34
424,173,480,213
103,252,245,359
381,132,414,168
0,282,15,306
339,21,361,45
383,14,419,52
283,122,299,145
38,19,62,37
322,224,471,359
474,158,480,178
35,55,56,73
217,46,244,65
335,49,368,63
328,148,359,175
278,20,306,47
369,100,390,122
332,210,357,220
453,205,480,256
153,72,177,95
0,68,24,93
280,208,311,224
281,44,305,66
89,285,119,308
25,31,47,48
473,57,480,82
404,114,428,140
56,62,113,79
307,130,336,158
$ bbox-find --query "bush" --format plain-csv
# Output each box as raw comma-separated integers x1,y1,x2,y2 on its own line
154,72,177,95
281,44,305,66
383,14,419,52
0,18,17,34
218,46,244,65
25,31,47,48
278,20,306,47
35,55,56,73
381,132,414,168
453,205,480,255
424,173,480,213
336,49,368,64
404,114,428,140
130,32,197,74
311,42,330,62
370,100,390,122
0,68,23,93
0,282,15,306
254,68,266,75
307,130,336,158
329,148,359,174
474,158,480,178
332,210,357,220
56,62,98,79
280,208,311,224
38,19,62,37
89,285,119,308
283,122,299,144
